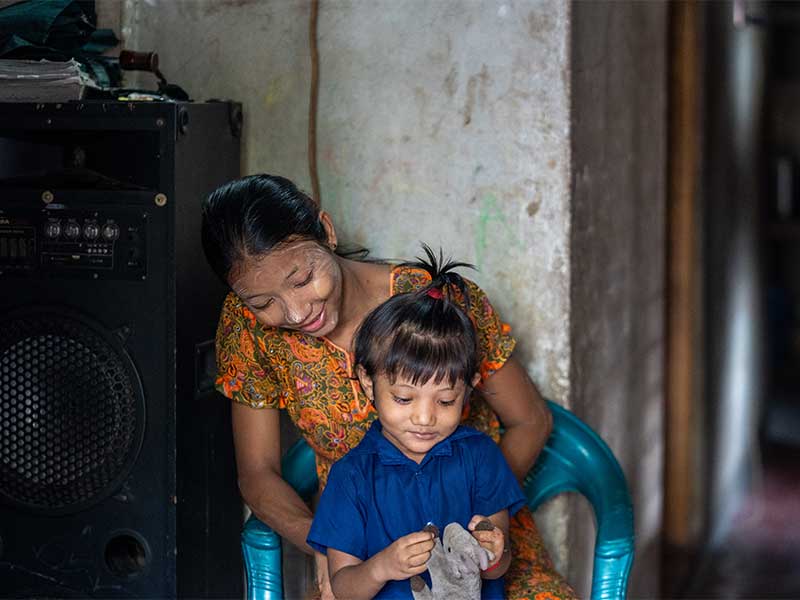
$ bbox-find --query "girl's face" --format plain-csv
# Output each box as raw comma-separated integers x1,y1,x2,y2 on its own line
358,370,478,463
229,239,343,338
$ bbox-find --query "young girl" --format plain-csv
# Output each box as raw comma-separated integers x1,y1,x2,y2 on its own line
307,251,525,599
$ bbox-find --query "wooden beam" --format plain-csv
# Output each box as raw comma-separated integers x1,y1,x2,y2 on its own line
665,0,700,548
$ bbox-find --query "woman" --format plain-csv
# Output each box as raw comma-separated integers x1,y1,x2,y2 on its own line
201,174,575,599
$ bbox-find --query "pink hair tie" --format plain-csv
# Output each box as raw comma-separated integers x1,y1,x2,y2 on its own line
426,287,444,299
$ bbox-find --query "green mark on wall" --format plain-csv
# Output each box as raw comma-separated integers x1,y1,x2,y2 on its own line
475,193,520,270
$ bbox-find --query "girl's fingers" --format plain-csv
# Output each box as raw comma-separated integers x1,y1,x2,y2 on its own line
473,530,500,542
467,514,488,530
406,551,432,568
404,533,435,554
407,540,434,560
405,562,429,577
404,531,435,546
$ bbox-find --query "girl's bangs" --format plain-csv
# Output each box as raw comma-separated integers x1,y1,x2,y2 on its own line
381,330,474,387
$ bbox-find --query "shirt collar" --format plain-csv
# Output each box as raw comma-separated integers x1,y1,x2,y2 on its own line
356,420,481,467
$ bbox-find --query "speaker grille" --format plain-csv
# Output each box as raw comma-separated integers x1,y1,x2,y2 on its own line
0,310,145,514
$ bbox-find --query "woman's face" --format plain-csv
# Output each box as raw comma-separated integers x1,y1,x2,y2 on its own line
229,239,343,337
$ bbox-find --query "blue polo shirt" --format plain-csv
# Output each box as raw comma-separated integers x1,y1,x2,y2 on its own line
307,421,526,599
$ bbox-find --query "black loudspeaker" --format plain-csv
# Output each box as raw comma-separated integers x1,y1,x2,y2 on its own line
0,101,243,598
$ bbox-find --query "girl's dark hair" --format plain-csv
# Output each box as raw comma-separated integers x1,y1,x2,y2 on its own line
354,245,479,389
201,174,328,284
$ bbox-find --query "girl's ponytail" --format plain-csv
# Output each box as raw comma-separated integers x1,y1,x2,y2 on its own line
355,244,480,387
405,244,474,313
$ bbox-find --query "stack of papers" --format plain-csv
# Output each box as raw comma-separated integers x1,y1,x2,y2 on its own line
0,58,89,102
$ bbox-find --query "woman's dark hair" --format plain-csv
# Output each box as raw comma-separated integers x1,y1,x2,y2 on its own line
201,174,328,284
354,245,479,389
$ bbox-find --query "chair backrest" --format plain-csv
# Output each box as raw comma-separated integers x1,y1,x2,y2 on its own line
242,400,634,600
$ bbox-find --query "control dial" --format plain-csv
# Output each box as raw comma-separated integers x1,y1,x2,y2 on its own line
64,220,81,240
83,222,100,240
101,222,120,241
44,221,61,239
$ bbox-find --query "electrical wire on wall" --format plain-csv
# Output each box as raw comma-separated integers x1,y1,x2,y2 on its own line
308,0,321,206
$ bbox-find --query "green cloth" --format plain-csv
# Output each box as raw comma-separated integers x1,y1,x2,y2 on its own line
0,0,120,87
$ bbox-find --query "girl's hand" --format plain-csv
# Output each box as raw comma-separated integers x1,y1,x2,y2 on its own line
314,551,336,600
373,530,435,582
468,515,505,569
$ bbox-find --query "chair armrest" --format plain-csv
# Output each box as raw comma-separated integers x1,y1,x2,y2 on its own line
524,400,634,600
241,440,319,600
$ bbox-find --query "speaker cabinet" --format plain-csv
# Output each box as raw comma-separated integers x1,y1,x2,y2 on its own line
0,101,243,598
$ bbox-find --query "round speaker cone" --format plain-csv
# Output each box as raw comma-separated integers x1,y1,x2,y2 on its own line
0,309,145,515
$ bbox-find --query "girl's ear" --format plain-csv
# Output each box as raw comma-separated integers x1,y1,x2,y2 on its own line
318,211,338,251
471,372,481,389
355,365,374,401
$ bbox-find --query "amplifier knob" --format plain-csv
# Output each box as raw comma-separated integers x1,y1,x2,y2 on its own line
64,221,81,240
83,222,100,240
101,222,120,241
44,221,61,239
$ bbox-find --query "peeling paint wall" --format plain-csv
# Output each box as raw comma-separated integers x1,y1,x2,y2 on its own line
570,1,667,597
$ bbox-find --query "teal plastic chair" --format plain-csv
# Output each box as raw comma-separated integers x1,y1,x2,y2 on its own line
242,400,635,600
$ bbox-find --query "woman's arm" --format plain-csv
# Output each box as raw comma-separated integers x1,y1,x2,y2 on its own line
481,355,553,481
232,402,316,553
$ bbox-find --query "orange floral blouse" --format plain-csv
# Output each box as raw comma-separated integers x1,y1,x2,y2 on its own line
214,265,516,488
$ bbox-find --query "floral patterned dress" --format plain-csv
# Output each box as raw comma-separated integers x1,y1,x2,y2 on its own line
215,265,576,599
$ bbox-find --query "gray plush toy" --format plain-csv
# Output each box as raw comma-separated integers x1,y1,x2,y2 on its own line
409,521,495,600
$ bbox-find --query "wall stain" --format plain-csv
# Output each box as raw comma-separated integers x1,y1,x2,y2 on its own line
320,145,345,177
443,65,458,98
461,64,491,127
263,76,287,108
414,86,429,128
463,76,476,126
527,9,557,39
202,0,262,17
475,193,520,270
527,197,541,217
477,64,491,106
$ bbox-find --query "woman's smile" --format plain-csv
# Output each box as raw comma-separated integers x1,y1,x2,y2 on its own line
300,305,327,333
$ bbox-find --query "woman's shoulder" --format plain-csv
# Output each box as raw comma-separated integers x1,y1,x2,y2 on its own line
390,263,431,295
389,264,490,297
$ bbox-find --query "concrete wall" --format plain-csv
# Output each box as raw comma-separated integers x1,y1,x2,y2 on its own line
569,1,667,596
118,0,666,596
